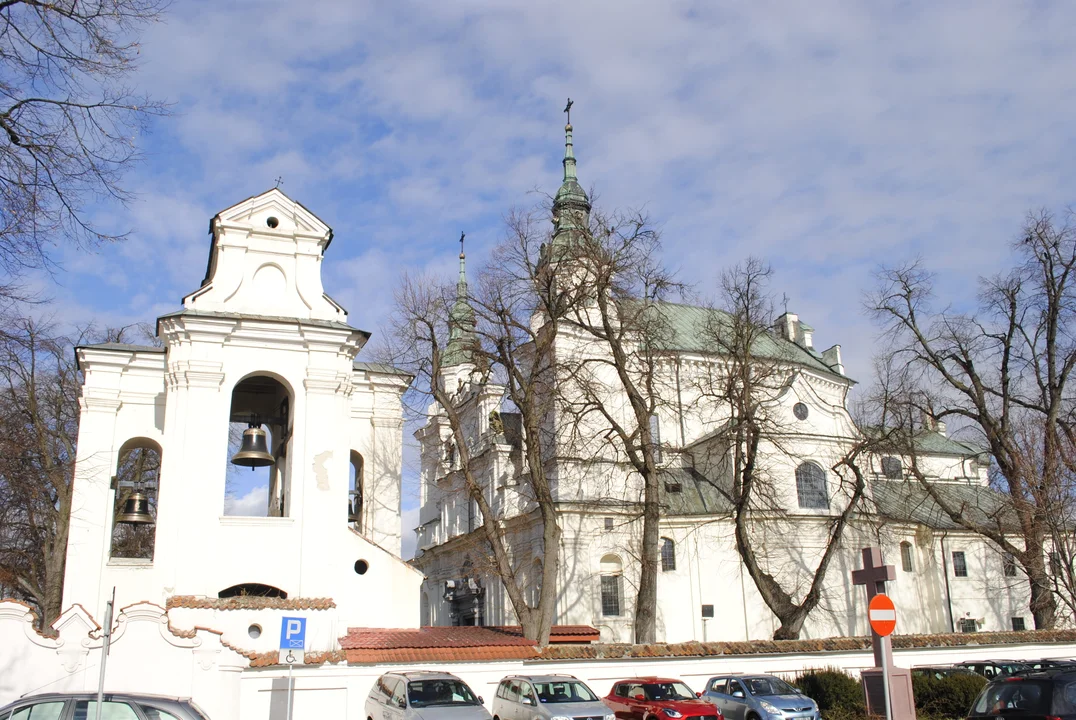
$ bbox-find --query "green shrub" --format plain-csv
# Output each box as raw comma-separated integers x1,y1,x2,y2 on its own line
913,672,986,719
794,668,866,716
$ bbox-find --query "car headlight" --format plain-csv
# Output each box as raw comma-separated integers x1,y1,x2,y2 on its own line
550,716,573,720
605,715,616,720
663,710,682,718
759,701,782,716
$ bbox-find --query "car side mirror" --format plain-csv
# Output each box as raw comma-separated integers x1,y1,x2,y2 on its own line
479,697,485,705
696,693,702,698
732,692,744,699
634,694,646,701
523,697,535,706
398,700,407,709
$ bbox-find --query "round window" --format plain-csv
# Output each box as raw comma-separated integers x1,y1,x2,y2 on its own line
266,216,280,228
354,559,369,575
248,623,262,639
793,402,809,420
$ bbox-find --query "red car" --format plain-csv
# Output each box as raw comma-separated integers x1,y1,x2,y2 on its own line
605,677,722,720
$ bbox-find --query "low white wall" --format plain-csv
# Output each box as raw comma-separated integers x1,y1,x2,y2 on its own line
240,639,1076,720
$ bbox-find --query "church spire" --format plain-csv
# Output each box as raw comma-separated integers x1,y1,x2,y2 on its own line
444,232,476,367
552,99,591,245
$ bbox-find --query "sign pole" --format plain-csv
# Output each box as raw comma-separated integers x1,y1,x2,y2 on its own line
94,586,116,720
880,636,893,720
285,653,295,720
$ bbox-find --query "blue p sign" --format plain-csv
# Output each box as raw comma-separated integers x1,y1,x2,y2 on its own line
280,616,306,650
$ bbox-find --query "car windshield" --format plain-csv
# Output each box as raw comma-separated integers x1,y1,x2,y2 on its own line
744,678,798,697
535,681,599,703
973,681,1052,715
408,680,480,707
642,683,696,701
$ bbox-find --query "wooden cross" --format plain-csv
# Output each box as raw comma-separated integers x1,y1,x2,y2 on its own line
852,546,897,667
852,546,896,599
564,98,574,125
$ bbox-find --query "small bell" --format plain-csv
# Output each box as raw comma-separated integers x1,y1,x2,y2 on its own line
231,425,275,468
116,491,154,525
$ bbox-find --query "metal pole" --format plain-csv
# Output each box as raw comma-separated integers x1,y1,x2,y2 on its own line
880,638,893,720
285,653,295,720
95,587,116,720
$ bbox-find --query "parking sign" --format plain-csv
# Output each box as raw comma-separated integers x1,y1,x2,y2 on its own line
280,616,306,650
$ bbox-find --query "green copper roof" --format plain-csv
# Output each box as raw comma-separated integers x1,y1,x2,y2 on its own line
555,123,590,209
444,249,477,367
871,479,1015,530
639,301,848,379
863,427,988,457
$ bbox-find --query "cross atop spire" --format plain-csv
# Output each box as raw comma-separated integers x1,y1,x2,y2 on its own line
445,232,476,368
562,102,578,184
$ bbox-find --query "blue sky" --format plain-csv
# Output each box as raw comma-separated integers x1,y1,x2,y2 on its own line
31,2,1076,557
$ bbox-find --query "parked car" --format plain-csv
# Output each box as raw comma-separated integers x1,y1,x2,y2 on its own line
0,692,211,720
492,675,613,720
1026,659,1076,670
702,675,818,720
967,666,1076,720
956,660,1033,679
366,671,492,720
605,677,721,720
911,665,981,680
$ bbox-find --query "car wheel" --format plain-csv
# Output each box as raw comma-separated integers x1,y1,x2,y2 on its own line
747,713,760,720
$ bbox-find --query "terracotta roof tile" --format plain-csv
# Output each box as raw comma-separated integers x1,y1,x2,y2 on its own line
166,595,335,611
341,626,537,650
536,629,1076,660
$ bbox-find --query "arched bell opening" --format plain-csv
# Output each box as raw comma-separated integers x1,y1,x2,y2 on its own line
218,582,288,599
110,438,161,560
349,451,364,531
224,374,293,517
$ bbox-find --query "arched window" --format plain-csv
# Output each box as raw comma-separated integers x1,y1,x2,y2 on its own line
527,559,543,608
661,537,676,572
900,541,914,572
218,583,287,599
795,462,829,510
224,374,292,517
349,451,364,530
110,439,161,560
599,554,622,617
881,456,903,479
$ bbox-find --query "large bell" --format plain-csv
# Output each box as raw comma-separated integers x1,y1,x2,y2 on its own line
116,491,154,525
231,425,275,468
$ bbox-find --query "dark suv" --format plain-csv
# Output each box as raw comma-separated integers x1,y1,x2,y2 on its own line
968,667,1076,720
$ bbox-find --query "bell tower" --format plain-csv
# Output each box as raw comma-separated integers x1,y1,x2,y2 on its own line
63,188,421,626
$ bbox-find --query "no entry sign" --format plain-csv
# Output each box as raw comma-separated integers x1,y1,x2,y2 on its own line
869,593,897,637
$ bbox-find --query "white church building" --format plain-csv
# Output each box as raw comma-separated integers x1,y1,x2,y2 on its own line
410,122,1033,644
0,125,1057,720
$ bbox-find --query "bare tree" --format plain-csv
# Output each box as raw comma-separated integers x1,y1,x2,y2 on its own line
687,258,870,639
0,316,150,628
553,206,681,644
0,317,81,628
867,209,1076,629
0,0,169,298
385,222,567,643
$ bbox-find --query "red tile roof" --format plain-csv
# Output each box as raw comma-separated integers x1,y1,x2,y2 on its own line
340,625,600,663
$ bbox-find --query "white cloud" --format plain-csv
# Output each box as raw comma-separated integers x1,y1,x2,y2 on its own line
224,487,269,518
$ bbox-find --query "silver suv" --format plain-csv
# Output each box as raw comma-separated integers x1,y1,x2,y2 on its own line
702,675,819,720
366,671,492,720
0,692,211,720
492,675,613,720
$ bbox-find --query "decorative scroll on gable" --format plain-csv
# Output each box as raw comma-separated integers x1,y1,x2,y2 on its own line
184,188,348,323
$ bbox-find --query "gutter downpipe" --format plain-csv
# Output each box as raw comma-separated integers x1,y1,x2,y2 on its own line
941,532,956,633
675,356,686,447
